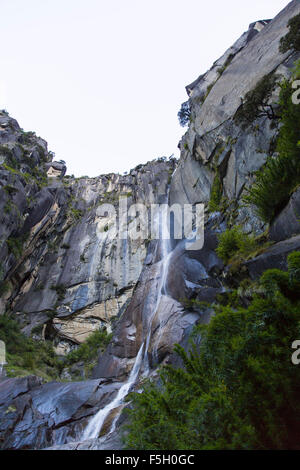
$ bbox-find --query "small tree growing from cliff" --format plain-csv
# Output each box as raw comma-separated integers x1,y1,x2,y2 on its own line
234,73,279,128
279,13,300,53
178,101,191,127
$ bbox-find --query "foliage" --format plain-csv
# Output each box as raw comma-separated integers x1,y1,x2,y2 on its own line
50,284,67,301
243,78,300,222
0,281,10,298
0,316,112,381
178,101,191,127
65,328,112,365
208,172,223,212
124,253,300,450
216,226,257,264
279,13,300,53
292,59,300,79
234,73,278,127
6,235,28,259
0,315,62,381
217,53,234,77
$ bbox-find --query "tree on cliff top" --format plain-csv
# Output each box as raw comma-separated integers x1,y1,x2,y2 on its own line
279,13,300,53
178,101,191,127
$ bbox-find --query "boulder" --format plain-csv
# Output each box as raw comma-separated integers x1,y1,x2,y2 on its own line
270,188,300,242
246,235,300,279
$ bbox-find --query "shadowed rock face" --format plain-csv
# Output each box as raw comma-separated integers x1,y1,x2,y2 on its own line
0,375,125,449
270,188,300,242
1,1,300,451
0,119,176,351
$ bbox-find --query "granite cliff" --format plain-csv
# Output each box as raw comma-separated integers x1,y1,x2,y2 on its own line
1,0,300,450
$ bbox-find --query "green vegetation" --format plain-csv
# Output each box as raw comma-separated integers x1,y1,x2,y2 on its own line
2,161,48,190
64,328,112,379
124,252,300,450
0,314,112,381
2,152,21,171
65,328,112,365
234,73,278,128
244,73,300,222
0,314,62,381
208,172,223,212
215,226,258,264
3,184,18,197
67,204,83,222
6,234,28,259
279,13,300,53
217,53,234,77
178,101,191,127
203,82,215,101
50,284,67,301
0,281,10,298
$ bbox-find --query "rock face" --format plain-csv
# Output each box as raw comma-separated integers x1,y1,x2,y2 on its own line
1,0,300,451
170,0,300,235
270,188,300,242
0,121,176,353
0,375,124,449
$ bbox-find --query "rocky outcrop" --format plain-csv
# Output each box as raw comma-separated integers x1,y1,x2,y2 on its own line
246,234,300,279
0,375,125,449
270,188,300,242
45,161,66,178
1,0,300,451
0,117,176,352
171,0,300,236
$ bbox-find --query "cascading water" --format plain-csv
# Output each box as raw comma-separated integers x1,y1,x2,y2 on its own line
82,342,144,440
0,340,6,379
142,201,173,372
81,185,175,442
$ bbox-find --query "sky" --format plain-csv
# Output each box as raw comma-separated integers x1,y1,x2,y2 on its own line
0,0,290,177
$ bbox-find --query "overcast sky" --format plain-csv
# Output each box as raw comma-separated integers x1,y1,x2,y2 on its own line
0,0,289,177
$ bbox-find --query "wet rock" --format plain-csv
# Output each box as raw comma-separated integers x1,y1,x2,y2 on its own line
0,374,123,449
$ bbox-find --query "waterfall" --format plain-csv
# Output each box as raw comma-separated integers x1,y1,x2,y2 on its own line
81,186,175,442
0,341,6,379
142,200,173,373
82,342,144,440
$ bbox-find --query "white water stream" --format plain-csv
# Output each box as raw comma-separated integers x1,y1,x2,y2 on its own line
82,191,174,441
82,342,144,440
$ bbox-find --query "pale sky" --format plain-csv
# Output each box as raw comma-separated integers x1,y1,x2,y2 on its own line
0,0,290,177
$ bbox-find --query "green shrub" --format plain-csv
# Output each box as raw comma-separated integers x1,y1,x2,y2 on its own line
217,53,234,77
287,251,300,286
65,328,112,365
50,284,67,301
178,101,191,127
243,78,300,222
124,253,300,450
0,314,62,381
216,227,257,264
260,269,289,298
0,281,10,298
208,172,223,212
279,13,300,53
3,184,18,196
6,235,26,258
